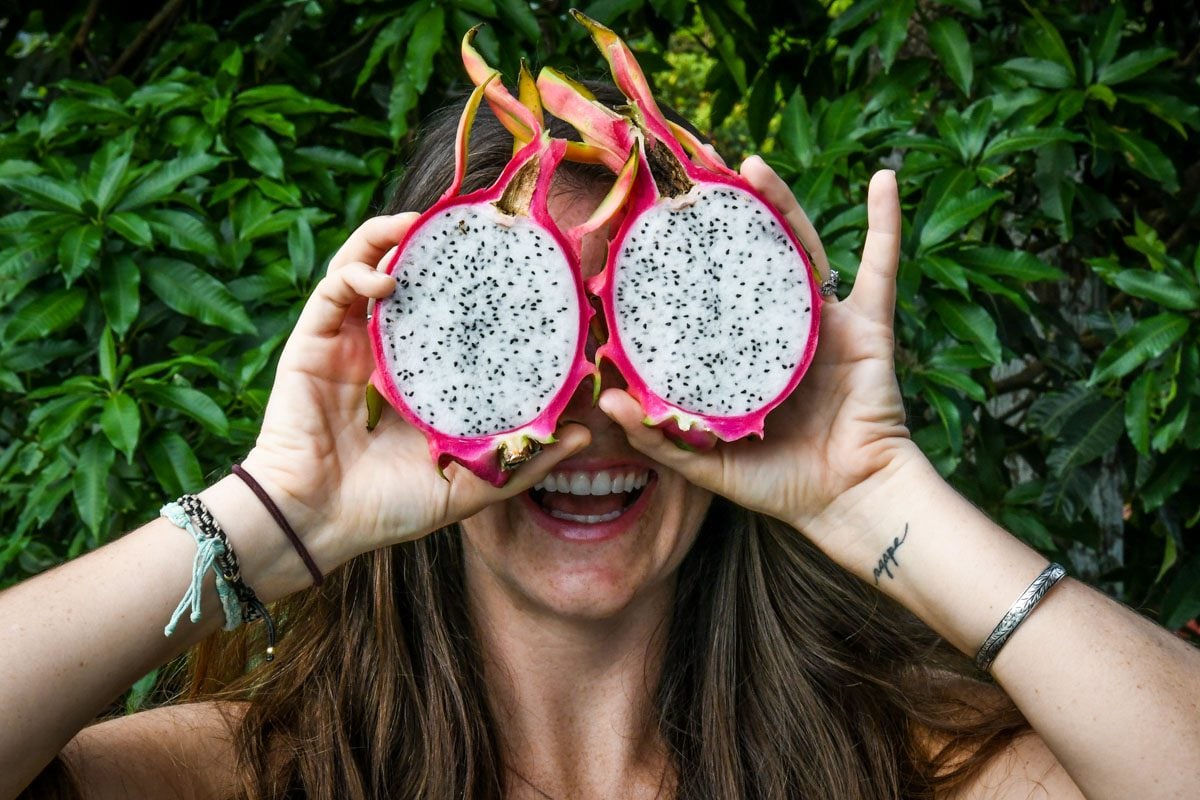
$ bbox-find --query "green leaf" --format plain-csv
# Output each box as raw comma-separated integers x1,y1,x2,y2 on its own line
919,254,969,296
99,255,141,337
234,192,299,242
828,0,886,36
100,393,141,461
143,258,257,335
1045,398,1122,475
0,175,85,214
4,288,87,343
1125,371,1155,456
1089,3,1125,69
922,367,987,402
231,126,285,180
73,438,115,535
928,344,991,371
57,224,103,284
930,295,1002,364
1001,57,1073,89
1090,313,1190,384
699,4,749,91
293,146,371,175
387,76,419,141
925,388,964,453
927,17,973,95
288,216,316,284
143,209,219,256
981,128,1083,160
780,89,817,168
1160,551,1200,630
1022,6,1075,79
999,508,1056,549
1098,123,1179,191
34,396,98,448
1105,270,1200,310
235,85,346,115
919,187,1004,252
86,132,135,213
137,384,229,435
956,247,1066,281
115,153,222,211
0,368,22,393
1097,46,1175,86
106,212,154,247
99,326,117,387
354,8,425,95
145,432,204,497
125,669,161,715
1151,397,1191,453
496,0,541,41
404,6,445,94
1139,452,1194,512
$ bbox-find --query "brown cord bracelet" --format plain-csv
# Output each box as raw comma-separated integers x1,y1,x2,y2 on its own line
232,463,324,587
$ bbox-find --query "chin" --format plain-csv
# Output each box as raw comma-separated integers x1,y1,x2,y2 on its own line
459,461,713,625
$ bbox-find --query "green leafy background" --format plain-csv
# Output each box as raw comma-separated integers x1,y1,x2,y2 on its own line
2,1,1198,649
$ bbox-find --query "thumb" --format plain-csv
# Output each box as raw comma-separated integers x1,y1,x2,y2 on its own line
444,423,593,510
597,389,726,493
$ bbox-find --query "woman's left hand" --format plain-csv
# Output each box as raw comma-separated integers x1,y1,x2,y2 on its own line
599,162,920,543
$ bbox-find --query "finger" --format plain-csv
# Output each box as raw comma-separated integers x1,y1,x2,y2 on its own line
848,170,901,326
328,213,419,273
295,261,396,339
446,423,593,507
739,155,831,285
597,389,726,493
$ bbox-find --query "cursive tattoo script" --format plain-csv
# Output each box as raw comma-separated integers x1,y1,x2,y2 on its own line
872,523,909,585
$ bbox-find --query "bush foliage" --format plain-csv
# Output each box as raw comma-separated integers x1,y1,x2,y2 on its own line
2,1,1198,638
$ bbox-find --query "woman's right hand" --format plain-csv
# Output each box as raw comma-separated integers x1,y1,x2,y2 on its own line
241,214,590,571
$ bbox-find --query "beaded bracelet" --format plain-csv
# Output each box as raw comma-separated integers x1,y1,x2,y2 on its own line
162,495,278,661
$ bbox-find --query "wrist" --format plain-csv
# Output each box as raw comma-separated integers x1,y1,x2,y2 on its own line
796,443,1049,656
198,451,345,600
796,439,928,553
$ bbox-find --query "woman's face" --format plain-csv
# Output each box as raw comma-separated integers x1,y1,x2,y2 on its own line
458,180,714,622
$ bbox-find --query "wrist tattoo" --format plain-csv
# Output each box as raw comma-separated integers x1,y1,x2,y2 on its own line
872,523,909,585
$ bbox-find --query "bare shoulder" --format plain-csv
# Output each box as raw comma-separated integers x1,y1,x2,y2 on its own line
940,730,1086,800
59,701,246,800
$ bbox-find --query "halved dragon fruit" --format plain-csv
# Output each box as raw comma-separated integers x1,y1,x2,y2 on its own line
367,36,599,486
540,12,822,447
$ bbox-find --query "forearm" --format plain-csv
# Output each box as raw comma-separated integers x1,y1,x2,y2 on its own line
0,471,320,799
803,447,1200,800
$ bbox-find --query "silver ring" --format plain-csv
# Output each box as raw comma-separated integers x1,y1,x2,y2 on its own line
819,269,840,297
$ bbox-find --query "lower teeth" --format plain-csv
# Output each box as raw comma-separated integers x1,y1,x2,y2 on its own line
548,509,623,524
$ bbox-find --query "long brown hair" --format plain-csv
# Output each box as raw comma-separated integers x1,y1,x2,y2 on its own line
186,89,1027,800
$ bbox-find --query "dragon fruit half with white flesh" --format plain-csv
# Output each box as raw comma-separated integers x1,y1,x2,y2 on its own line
367,35,602,486
540,12,822,448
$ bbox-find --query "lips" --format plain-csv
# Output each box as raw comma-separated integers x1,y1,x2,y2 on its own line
525,464,656,538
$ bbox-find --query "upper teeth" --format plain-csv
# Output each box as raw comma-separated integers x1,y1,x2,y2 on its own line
533,470,650,495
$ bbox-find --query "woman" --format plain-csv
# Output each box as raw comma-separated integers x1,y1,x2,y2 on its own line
4,94,1198,800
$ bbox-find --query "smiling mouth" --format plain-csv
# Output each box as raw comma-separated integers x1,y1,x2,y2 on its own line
528,468,654,524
